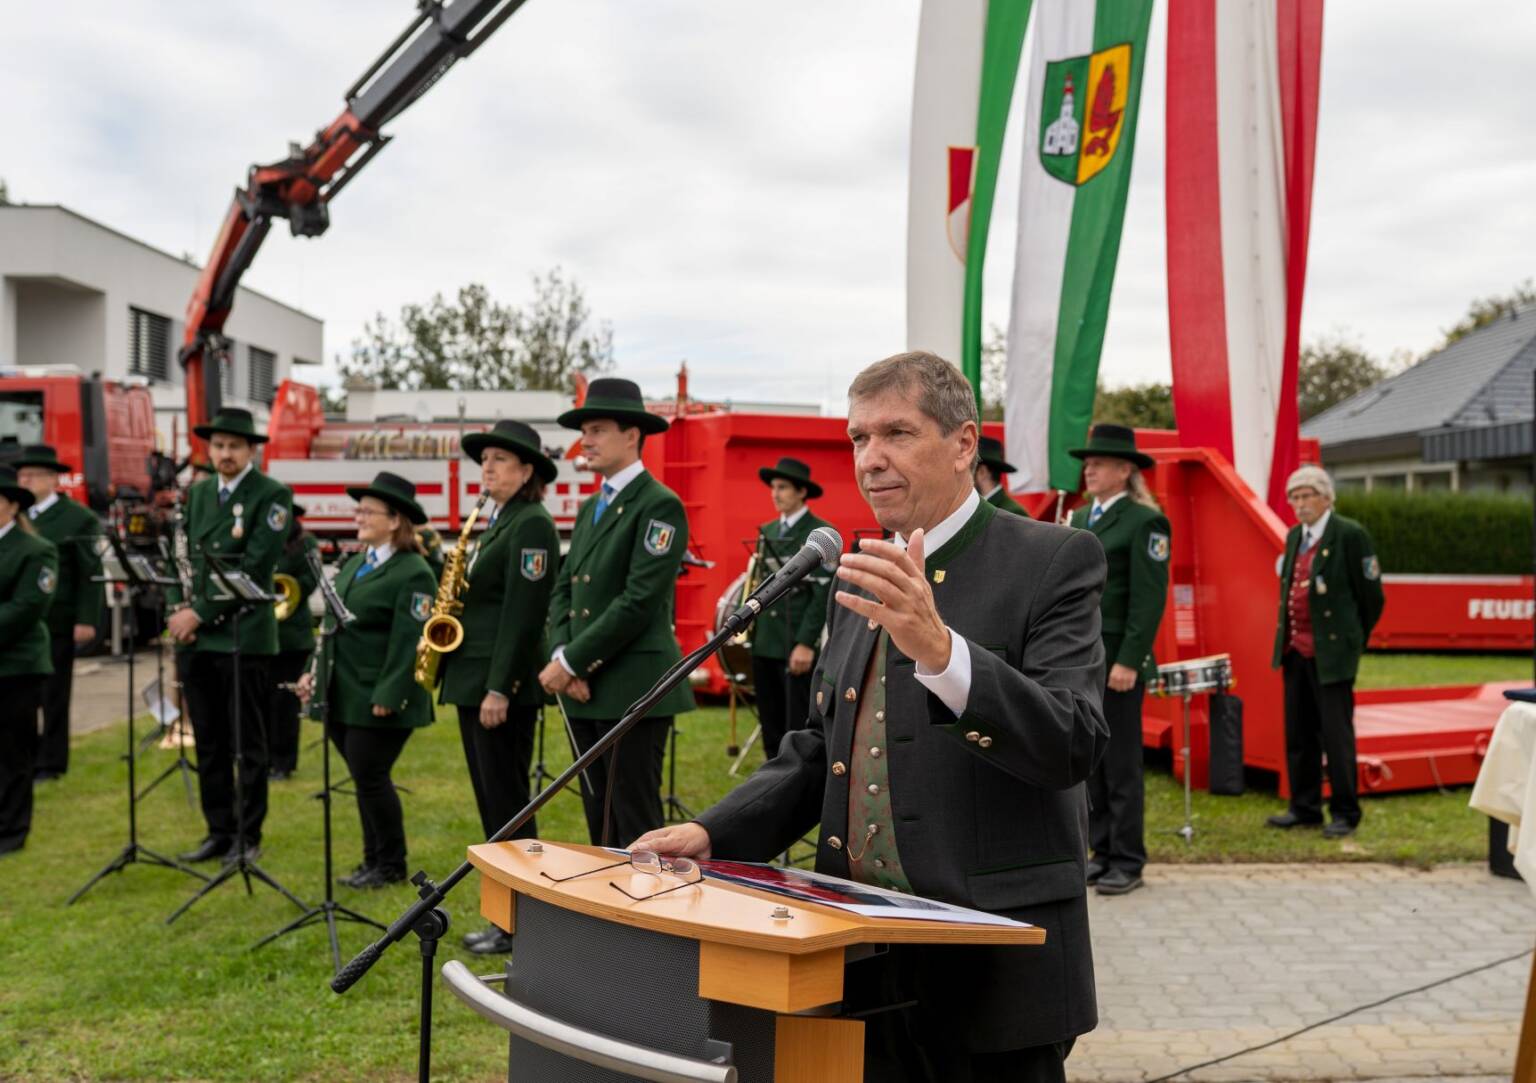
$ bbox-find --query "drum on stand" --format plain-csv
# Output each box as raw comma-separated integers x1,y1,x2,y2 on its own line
1148,653,1234,843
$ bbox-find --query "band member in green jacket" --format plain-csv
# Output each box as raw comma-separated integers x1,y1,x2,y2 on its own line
0,466,59,856
750,457,835,758
440,420,559,955
1069,424,1169,897
300,472,437,889
15,445,102,781
974,435,1029,516
166,408,292,866
267,500,319,780
539,378,695,846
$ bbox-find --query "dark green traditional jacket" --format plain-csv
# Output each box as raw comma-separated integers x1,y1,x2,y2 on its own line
749,509,834,661
314,548,438,728
0,524,58,678
1070,496,1170,680
417,525,446,580
1271,512,1386,685
275,533,320,654
438,499,559,708
985,486,1029,517
29,494,103,637
550,470,696,720
169,469,292,656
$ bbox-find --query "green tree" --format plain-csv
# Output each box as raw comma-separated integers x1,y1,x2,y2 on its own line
1092,381,1175,429
341,269,614,392
1299,332,1389,420
980,324,1006,420
0,178,10,205
1439,280,1536,348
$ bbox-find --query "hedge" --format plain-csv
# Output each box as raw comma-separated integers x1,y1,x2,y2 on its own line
1334,489,1533,575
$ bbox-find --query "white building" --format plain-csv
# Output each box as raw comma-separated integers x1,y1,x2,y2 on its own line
0,203,323,456
1043,74,1080,157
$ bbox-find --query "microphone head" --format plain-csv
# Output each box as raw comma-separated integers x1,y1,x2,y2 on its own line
807,526,843,566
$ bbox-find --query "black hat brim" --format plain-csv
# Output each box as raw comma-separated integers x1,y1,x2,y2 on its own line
979,456,1018,474
193,423,269,444
11,456,73,474
757,466,823,500
1067,446,1155,470
460,432,559,483
0,484,35,511
556,404,669,435
345,485,428,525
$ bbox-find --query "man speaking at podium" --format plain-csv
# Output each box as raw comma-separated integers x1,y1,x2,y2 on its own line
633,352,1108,1082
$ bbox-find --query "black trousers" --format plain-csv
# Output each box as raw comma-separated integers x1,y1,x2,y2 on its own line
182,651,271,847
1282,651,1360,825
1088,681,1147,875
0,676,45,853
266,649,312,774
36,633,77,775
456,703,537,841
752,656,812,759
567,715,671,847
327,717,413,873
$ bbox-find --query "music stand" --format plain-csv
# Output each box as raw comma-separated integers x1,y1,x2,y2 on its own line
255,547,383,971
67,532,207,904
166,559,308,924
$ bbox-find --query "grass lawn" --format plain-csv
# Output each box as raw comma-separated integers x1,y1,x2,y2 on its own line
0,651,1521,1080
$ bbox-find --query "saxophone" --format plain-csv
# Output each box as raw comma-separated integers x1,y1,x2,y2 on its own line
413,493,489,690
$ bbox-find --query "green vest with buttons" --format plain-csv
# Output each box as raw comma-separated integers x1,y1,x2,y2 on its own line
312,549,438,728
549,470,696,720
1070,496,1169,682
749,510,834,661
0,526,58,678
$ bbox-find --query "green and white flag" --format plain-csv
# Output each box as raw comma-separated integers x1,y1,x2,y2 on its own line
1004,0,1153,493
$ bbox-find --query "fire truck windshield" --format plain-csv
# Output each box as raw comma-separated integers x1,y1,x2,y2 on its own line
0,391,44,447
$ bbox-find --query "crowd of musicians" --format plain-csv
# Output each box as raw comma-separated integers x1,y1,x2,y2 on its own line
0,354,1385,1080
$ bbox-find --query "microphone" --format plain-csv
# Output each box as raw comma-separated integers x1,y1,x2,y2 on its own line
720,526,842,638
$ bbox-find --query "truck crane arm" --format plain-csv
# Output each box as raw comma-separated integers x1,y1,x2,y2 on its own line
179,0,530,458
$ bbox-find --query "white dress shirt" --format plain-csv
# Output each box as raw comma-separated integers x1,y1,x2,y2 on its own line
29,492,59,519
778,504,810,533
1090,489,1129,519
1300,509,1332,551
217,463,254,501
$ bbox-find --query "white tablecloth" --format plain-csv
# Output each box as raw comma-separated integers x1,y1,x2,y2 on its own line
1470,699,1536,901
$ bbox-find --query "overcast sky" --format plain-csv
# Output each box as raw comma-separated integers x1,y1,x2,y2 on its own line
4,1,1533,412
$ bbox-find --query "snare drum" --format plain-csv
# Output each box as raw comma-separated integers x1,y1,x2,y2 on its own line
1148,653,1233,698
712,571,755,693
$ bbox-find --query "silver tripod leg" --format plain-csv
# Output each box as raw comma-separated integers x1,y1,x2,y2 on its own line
728,724,762,777
1178,692,1195,843
554,694,596,797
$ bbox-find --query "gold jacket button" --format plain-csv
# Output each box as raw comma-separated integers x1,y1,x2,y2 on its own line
582,574,591,583
879,674,885,686
1329,633,1337,640
1324,610,1332,617
866,783,880,796
844,687,857,702
867,618,878,631
831,761,847,776
874,709,885,723
569,609,576,618
816,691,824,708
767,609,776,617
978,736,994,749
869,746,881,758
581,608,591,617
873,858,886,869
965,730,981,742
827,836,843,850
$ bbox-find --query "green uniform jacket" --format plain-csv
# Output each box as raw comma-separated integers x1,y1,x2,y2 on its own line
169,470,292,656
29,494,103,637
1271,512,1386,685
314,549,438,728
550,471,696,720
986,486,1029,517
275,533,320,654
438,500,560,708
0,526,58,677
1070,497,1170,680
417,526,446,580
749,510,834,661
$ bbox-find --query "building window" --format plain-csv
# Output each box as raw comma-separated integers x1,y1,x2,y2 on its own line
248,346,276,404
128,307,171,381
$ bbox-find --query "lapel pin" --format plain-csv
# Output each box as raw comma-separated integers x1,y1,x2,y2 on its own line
932,569,946,584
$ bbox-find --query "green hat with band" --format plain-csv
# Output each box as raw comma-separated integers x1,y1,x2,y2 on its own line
758,456,823,499
193,407,269,444
977,436,1017,474
1067,423,1154,470
346,471,428,525
557,378,669,435
461,419,559,483
11,444,73,473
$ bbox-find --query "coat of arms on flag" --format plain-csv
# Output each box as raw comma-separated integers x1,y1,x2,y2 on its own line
1039,43,1132,187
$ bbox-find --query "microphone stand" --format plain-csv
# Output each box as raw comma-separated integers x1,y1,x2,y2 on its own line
331,575,792,1082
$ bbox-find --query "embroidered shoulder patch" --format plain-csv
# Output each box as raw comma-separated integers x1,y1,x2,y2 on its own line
1363,555,1381,581
1147,532,1170,562
643,519,676,556
410,592,432,621
38,566,57,595
267,503,289,532
521,548,548,581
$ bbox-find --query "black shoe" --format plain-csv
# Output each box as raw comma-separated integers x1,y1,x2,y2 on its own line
1095,869,1144,896
33,769,62,782
178,836,234,863
1322,820,1357,839
350,866,407,889
338,864,372,888
462,925,501,948
1085,859,1107,885
467,929,514,955
221,844,262,867
1265,811,1323,829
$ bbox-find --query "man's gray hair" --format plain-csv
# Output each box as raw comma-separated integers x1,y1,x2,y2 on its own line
1284,464,1335,501
848,350,979,435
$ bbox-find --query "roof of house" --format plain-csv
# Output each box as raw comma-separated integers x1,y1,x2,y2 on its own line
1301,308,1536,449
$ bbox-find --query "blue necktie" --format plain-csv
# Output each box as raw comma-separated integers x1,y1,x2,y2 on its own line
1300,529,1315,554
778,518,790,539
1088,504,1104,527
354,549,378,579
218,487,232,507
486,503,499,529
592,483,615,524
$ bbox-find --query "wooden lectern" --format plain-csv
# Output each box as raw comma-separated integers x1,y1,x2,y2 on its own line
442,840,1045,1082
